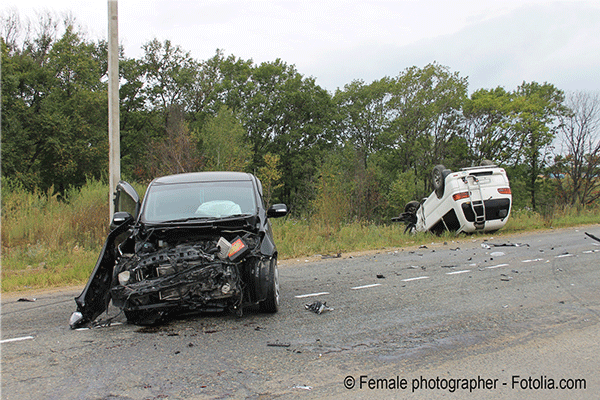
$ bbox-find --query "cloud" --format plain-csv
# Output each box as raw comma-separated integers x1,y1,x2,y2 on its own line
307,2,600,93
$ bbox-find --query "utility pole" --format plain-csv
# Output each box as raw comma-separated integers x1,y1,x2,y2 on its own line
108,0,120,218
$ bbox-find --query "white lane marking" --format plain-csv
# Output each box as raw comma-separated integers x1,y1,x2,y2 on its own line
351,283,382,290
485,263,509,269
555,254,573,258
522,258,544,263
401,276,429,282
295,292,330,298
1,336,34,344
446,270,471,275
583,249,600,254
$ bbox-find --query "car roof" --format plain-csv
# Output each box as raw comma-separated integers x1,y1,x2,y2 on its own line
151,171,254,185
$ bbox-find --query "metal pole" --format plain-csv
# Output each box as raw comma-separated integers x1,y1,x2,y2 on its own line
108,0,120,219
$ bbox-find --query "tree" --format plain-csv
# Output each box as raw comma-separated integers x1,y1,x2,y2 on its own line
241,59,335,211
552,91,600,205
256,153,283,209
145,105,201,177
509,82,566,210
141,39,198,112
1,13,108,192
462,87,517,164
383,63,468,194
197,105,252,171
334,77,394,169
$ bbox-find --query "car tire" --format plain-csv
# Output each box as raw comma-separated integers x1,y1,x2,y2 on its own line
432,165,448,199
259,257,279,313
404,201,420,214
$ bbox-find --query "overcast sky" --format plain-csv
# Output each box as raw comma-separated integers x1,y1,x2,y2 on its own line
3,0,599,94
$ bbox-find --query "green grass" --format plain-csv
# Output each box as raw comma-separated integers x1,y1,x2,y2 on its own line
2,180,599,292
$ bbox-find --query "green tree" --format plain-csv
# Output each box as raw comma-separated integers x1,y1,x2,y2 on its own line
333,77,394,169
256,153,283,209
241,59,335,211
383,63,468,194
141,38,198,112
197,105,252,171
462,87,516,164
1,13,108,192
510,82,566,210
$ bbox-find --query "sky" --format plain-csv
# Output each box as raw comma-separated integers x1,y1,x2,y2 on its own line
3,0,600,94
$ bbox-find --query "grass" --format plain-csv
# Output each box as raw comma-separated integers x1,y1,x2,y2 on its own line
2,180,599,292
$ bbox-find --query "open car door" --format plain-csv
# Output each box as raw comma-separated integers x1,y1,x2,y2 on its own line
70,182,140,328
114,181,141,218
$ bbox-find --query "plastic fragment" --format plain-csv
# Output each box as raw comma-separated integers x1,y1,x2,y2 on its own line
267,341,291,347
292,385,312,390
305,301,333,314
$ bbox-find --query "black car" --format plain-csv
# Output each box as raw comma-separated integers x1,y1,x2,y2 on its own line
69,172,288,328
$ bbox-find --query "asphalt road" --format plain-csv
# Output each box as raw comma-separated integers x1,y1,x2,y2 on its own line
2,226,600,399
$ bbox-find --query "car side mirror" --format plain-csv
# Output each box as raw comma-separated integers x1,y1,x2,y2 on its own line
267,203,288,218
110,211,134,231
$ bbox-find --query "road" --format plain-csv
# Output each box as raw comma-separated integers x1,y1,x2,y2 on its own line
2,226,600,399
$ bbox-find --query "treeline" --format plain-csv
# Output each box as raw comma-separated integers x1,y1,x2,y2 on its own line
2,12,600,222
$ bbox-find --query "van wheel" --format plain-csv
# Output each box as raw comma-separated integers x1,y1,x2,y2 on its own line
404,201,420,214
432,165,448,199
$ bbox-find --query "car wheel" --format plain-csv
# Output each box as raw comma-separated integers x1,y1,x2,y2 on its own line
259,257,279,313
432,165,448,199
404,201,420,214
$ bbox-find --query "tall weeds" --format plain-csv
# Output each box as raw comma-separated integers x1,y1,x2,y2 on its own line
1,181,110,291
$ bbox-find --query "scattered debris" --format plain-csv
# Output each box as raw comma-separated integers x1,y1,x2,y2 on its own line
376,274,385,279
500,274,512,281
292,385,312,390
321,253,342,259
267,341,291,347
441,265,457,269
585,232,600,243
17,298,36,302
305,301,334,314
419,245,428,249
488,242,530,247
490,251,505,257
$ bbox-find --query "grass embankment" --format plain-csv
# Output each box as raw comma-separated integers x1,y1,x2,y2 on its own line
2,181,598,292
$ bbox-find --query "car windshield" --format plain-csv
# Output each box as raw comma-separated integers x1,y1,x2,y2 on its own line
142,180,257,223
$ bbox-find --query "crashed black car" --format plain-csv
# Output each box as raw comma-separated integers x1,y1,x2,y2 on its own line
70,172,288,328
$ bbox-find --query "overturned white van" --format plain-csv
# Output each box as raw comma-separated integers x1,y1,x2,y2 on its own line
393,163,512,234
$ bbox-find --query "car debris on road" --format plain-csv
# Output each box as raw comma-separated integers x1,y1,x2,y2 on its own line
305,301,334,314
585,232,600,243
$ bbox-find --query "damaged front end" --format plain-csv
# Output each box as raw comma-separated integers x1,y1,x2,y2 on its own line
71,224,276,328
111,234,256,325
